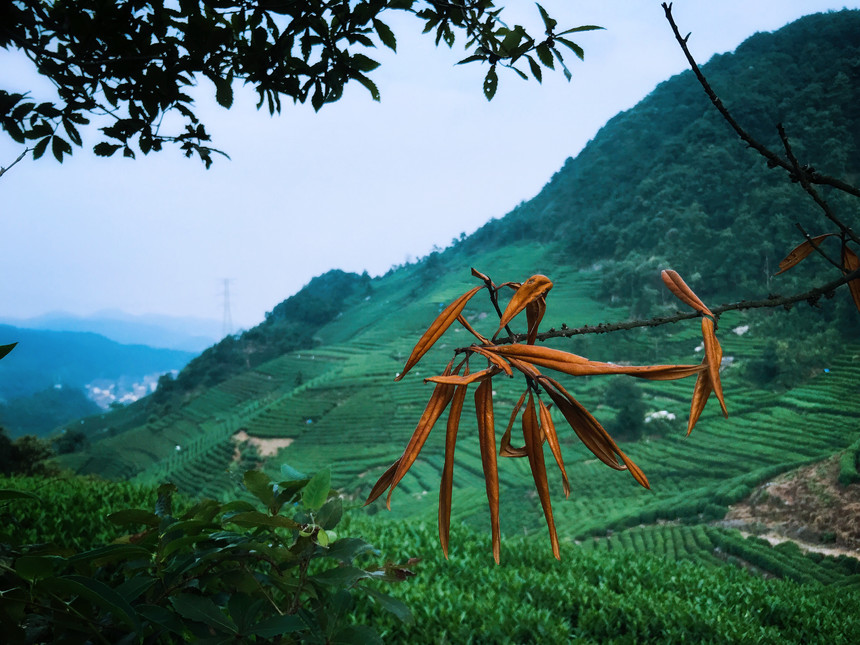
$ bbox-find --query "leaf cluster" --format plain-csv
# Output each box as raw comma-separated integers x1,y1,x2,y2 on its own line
366,268,729,562
1,1,596,165
0,468,414,643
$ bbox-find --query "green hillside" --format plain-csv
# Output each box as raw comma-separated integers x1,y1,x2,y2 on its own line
55,9,860,627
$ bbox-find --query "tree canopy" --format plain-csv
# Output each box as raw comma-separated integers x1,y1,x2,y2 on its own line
1,1,598,167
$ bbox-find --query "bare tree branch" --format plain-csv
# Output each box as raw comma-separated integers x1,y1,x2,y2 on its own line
0,148,29,180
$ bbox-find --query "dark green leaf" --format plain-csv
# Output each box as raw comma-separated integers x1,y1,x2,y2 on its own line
32,136,49,160
93,142,122,157
317,497,343,530
536,43,554,68
215,73,234,109
360,585,414,624
536,4,557,32
373,19,396,51
244,470,274,508
351,53,381,73
352,72,380,102
526,55,542,82
50,575,139,629
483,66,498,101
108,508,160,527
326,537,377,563
15,555,60,582
456,54,487,66
251,613,308,638
51,135,72,162
170,593,238,634
115,575,157,603
558,25,604,35
331,625,382,645
67,544,151,566
0,343,16,361
226,510,299,530
311,565,369,587
302,468,331,511
280,463,308,480
556,36,584,61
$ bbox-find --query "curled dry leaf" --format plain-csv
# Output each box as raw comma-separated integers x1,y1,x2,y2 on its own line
457,314,490,345
775,233,834,275
471,267,492,284
496,274,553,334
523,393,560,560
842,243,860,313
500,391,528,458
526,297,546,345
467,344,513,377
661,269,713,317
395,285,483,381
701,317,728,418
475,379,501,564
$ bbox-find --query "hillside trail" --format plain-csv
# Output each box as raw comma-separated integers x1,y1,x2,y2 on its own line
721,456,860,559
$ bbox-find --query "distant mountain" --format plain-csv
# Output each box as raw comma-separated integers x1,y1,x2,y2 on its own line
0,311,221,352
0,324,195,436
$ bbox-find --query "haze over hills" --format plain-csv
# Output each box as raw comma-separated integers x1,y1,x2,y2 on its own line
59,9,859,558
0,310,221,352
0,324,195,436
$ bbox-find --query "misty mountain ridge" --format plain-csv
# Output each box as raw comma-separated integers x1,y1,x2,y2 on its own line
0,310,221,352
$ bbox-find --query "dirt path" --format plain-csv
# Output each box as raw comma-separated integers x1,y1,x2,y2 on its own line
232,429,294,458
721,456,860,558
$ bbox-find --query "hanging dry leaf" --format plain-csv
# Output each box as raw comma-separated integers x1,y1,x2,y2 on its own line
526,297,546,345
395,285,483,381
539,399,570,498
496,274,553,334
661,269,714,317
701,317,727,417
439,382,468,558
775,234,834,275
467,345,513,376
424,366,500,385
500,391,529,458
842,243,860,313
523,392,560,560
364,458,402,506
457,314,490,345
475,379,501,564
687,358,713,436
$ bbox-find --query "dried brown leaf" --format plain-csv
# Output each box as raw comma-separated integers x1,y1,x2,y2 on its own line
364,458,401,506
471,267,491,283
523,393,560,560
539,399,570,498
475,379,501,564
496,275,553,334
687,358,713,436
500,391,528,458
457,314,490,345
701,317,727,418
439,382,468,558
842,243,860,313
539,376,649,489
526,297,546,345
386,362,458,509
424,366,499,385
775,234,834,275
396,285,483,381
491,344,703,380
468,345,513,377
661,270,713,317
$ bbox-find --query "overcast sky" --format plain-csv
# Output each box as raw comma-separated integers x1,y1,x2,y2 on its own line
2,1,857,331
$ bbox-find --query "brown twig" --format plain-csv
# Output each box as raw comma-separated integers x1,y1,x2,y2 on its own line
466,267,860,349
0,148,29,179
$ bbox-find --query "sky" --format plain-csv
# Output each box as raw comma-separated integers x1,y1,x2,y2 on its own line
2,1,858,331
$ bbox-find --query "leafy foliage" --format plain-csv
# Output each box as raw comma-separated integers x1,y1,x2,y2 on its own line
0,469,414,643
1,1,596,166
